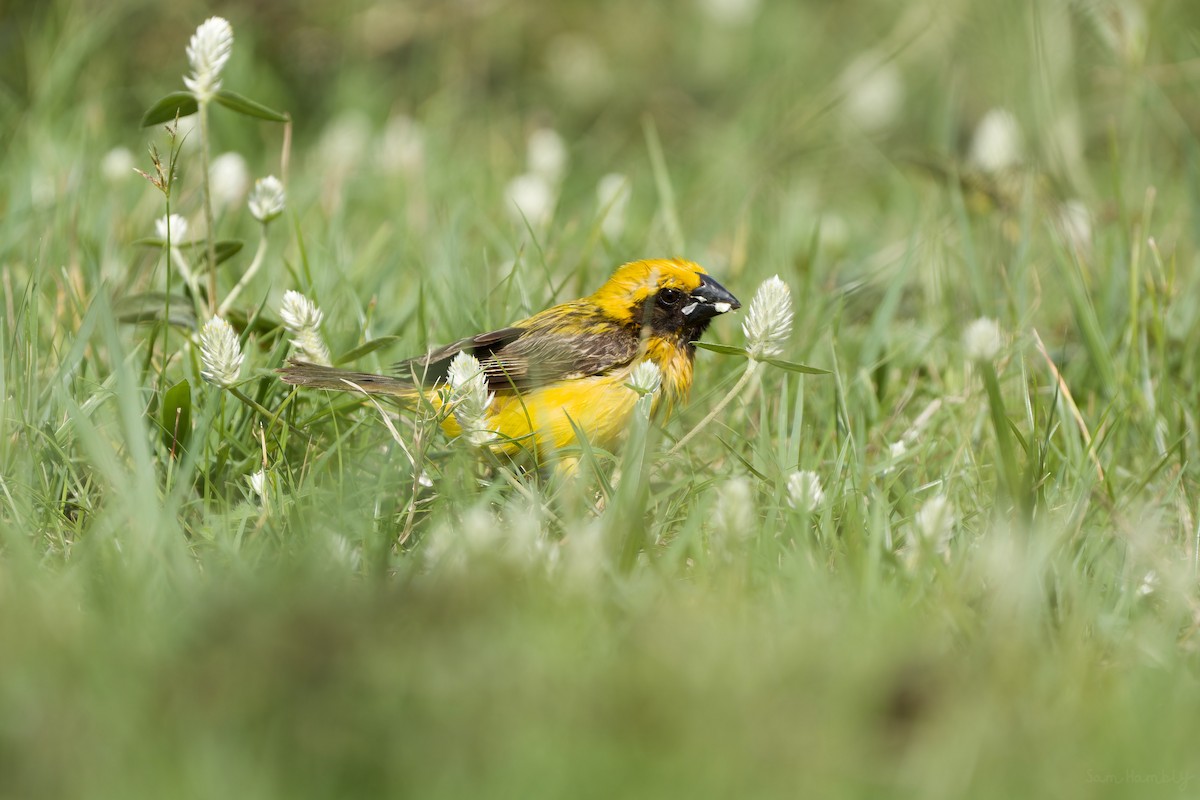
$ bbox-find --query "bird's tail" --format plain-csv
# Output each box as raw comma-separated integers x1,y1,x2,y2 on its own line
277,360,419,398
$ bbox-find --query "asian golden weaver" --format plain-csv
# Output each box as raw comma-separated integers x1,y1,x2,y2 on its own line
278,258,740,459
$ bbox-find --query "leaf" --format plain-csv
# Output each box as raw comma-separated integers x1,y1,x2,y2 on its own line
214,90,289,123
141,92,199,127
762,357,830,375
336,336,403,365
135,238,245,266
114,293,197,329
715,437,771,483
210,240,245,266
692,342,749,358
161,380,192,456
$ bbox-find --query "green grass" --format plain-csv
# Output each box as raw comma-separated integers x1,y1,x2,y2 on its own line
4,0,1200,797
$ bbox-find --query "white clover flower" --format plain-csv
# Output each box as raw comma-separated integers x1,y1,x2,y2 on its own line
786,469,824,512
626,360,662,397
915,495,955,556
505,172,556,228
742,275,794,360
183,17,233,103
596,173,631,240
963,317,1004,362
199,316,243,387
840,54,905,133
527,128,568,183
101,147,135,184
155,214,189,243
248,176,285,224
969,108,1023,173
279,290,331,366
447,351,497,447
210,152,249,209
379,114,426,176
697,0,761,26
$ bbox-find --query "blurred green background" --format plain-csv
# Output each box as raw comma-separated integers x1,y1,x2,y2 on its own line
4,0,1200,798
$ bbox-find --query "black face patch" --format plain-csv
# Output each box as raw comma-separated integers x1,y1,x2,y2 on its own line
634,287,714,346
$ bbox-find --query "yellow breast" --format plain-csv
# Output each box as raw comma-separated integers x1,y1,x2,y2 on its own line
438,335,695,460
487,372,645,454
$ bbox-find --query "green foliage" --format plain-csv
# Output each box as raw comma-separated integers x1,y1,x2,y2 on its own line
3,0,1200,797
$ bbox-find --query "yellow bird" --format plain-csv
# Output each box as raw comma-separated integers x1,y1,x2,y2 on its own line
279,258,740,460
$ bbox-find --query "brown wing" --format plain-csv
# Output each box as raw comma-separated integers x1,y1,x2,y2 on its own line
395,302,640,393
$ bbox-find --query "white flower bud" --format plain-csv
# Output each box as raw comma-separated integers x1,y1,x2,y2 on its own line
199,316,243,387
840,54,905,133
742,275,794,360
101,147,135,184
247,469,267,499
279,291,331,366
183,17,233,103
1056,199,1092,254
915,495,955,556
626,360,662,397
969,108,1022,173
505,172,555,228
527,128,567,183
210,152,250,210
786,470,824,512
596,173,631,240
317,112,371,176
155,214,189,243
697,0,761,26
248,175,286,223
447,352,497,447
379,114,425,177
963,317,1003,362
713,476,754,541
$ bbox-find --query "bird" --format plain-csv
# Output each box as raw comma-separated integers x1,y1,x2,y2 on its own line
279,258,740,460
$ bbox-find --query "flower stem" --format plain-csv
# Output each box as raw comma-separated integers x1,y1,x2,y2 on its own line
980,360,1028,519
668,359,761,456
198,101,219,314
229,386,275,419
218,224,268,316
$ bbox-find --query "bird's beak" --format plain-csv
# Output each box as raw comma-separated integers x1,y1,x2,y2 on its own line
682,274,741,321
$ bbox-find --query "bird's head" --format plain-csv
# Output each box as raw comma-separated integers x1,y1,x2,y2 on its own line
590,258,741,338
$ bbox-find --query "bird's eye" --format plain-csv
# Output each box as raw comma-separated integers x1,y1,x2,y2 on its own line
657,287,685,307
